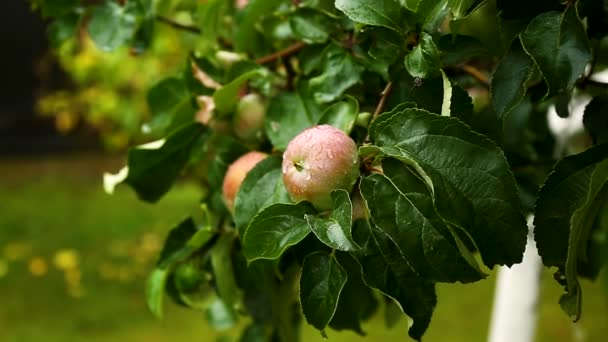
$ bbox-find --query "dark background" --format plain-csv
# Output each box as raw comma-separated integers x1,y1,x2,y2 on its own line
0,0,96,155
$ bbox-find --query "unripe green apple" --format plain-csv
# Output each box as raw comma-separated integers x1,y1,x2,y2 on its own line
233,93,266,143
222,151,268,211
282,125,360,210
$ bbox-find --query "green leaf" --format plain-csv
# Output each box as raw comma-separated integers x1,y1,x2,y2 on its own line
368,102,418,141
48,12,80,48
87,0,142,52
360,161,486,283
146,268,169,318
234,156,291,235
146,77,195,135
124,123,209,203
242,203,317,261
352,220,436,341
306,190,358,251
308,44,364,103
583,95,608,145
265,82,323,150
534,144,608,320
299,252,348,333
404,32,441,79
491,39,535,118
437,34,488,65
196,0,229,52
334,0,404,32
317,96,359,134
447,0,486,19
369,108,528,268
202,133,249,189
328,252,378,335
519,7,592,98
440,70,452,116
157,215,215,269
211,234,240,315
386,70,444,114
235,0,283,53
206,297,238,330
214,69,266,114
289,9,332,44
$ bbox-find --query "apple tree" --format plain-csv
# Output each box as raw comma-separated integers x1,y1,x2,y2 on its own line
34,0,608,340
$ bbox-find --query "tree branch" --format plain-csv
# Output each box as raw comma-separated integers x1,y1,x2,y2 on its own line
255,42,307,64
155,15,201,34
373,81,394,119
460,65,490,88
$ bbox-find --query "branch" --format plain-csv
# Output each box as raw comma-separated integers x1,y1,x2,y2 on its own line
255,42,307,64
460,65,490,88
364,81,393,143
373,81,394,119
155,15,201,34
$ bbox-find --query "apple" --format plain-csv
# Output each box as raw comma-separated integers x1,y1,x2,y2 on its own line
222,151,268,211
282,125,360,210
233,93,266,143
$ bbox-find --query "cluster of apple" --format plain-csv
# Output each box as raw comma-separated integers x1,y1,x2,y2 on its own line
222,117,360,212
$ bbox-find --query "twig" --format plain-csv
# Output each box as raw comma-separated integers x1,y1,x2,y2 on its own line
255,42,307,64
460,64,490,88
156,15,201,34
373,81,394,119
363,81,393,144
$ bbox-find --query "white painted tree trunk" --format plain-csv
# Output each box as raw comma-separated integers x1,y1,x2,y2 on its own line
488,218,542,342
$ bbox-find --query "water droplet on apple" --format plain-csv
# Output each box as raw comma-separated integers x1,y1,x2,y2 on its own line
327,150,334,159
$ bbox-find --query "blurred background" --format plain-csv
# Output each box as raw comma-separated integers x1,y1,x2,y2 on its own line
0,1,606,341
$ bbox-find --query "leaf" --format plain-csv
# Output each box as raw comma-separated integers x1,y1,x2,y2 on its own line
124,123,208,202
214,69,266,114
334,0,404,32
437,34,488,65
534,144,608,320
369,108,528,268
299,252,347,333
234,156,291,235
146,77,195,135
146,268,169,318
447,0,486,19
317,96,359,134
48,12,80,48
352,220,436,341
328,252,378,335
235,0,283,53
206,297,238,330
242,203,317,261
87,0,142,52
386,70,444,114
440,70,452,116
583,95,608,145
491,39,535,118
368,102,418,141
520,7,592,97
360,161,486,283
196,0,229,52
308,44,364,103
404,32,441,79
265,82,323,150
211,234,240,315
157,215,215,269
306,190,358,251
289,9,332,44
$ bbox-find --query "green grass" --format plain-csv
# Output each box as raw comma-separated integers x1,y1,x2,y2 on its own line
0,155,606,342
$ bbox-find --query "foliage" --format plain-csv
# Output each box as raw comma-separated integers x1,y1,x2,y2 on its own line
34,0,608,341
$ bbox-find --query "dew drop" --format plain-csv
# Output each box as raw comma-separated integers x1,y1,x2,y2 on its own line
305,173,312,181
327,150,334,159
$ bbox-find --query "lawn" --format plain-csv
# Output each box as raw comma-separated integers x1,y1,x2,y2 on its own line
0,155,606,341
